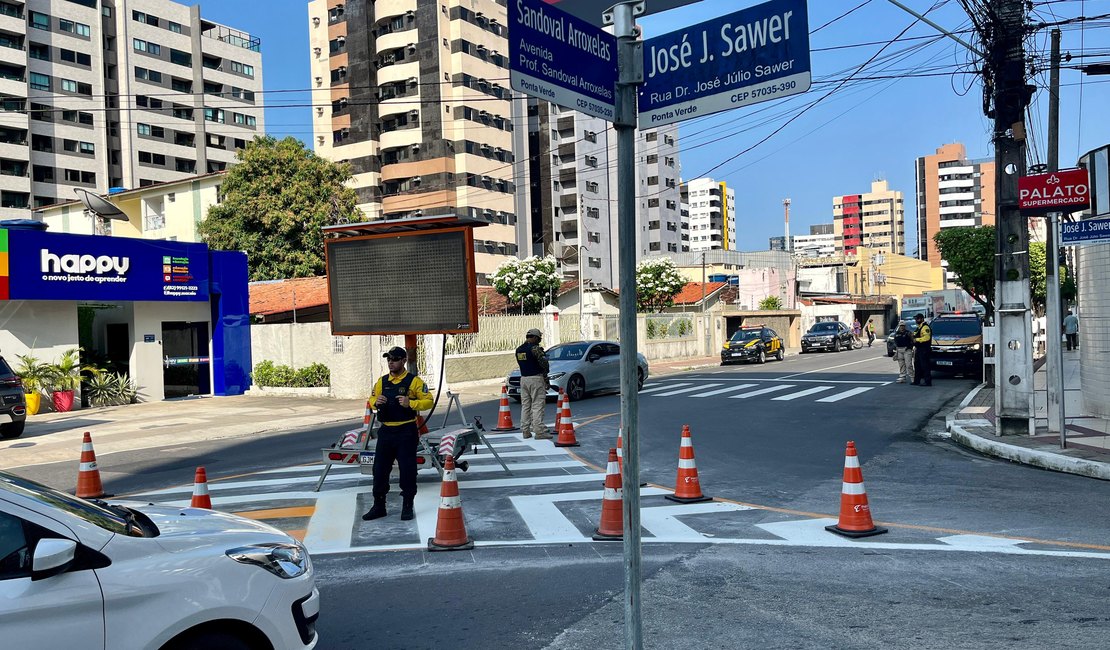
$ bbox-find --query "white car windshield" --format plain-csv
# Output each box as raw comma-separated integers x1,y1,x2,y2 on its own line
0,472,133,535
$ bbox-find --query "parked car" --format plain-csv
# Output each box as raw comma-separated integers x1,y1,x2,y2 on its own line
0,470,319,650
0,355,27,439
930,313,984,378
720,325,785,365
506,340,649,401
800,321,855,353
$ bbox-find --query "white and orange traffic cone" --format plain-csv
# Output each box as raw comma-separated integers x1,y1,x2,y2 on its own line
359,399,374,445
593,448,623,541
190,466,212,509
493,383,518,431
615,429,624,476
75,432,105,498
416,414,430,435
825,441,887,538
665,425,711,503
554,391,579,447
427,455,474,551
553,389,565,437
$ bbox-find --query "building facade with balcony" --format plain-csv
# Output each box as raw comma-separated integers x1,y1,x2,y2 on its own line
681,177,735,252
914,142,996,279
511,100,685,290
0,0,262,220
832,179,905,256
308,0,517,283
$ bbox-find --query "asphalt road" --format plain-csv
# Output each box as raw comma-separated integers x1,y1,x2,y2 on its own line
9,346,1110,648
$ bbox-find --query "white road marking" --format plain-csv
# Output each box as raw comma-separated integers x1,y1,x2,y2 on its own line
638,382,692,394
729,385,795,399
653,383,722,397
816,387,876,403
777,357,885,379
639,501,753,541
690,383,758,397
772,386,836,401
509,488,670,541
302,491,360,553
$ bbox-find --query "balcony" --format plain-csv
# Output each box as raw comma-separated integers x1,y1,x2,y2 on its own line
201,21,261,52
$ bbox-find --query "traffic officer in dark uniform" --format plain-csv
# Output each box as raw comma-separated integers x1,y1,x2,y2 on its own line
362,346,433,521
911,313,933,386
516,328,551,440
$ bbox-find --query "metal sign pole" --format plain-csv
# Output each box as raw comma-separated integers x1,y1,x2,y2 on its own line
606,3,645,648
1047,211,1067,447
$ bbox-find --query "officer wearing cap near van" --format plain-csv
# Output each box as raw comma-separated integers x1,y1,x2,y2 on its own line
516,328,552,441
362,346,433,522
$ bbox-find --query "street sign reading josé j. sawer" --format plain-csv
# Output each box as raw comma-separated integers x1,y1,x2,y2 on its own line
1061,217,1110,246
1018,168,1091,215
638,0,811,128
509,0,618,122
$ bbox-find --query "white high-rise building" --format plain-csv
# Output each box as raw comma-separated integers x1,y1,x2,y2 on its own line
681,177,736,252
0,0,264,218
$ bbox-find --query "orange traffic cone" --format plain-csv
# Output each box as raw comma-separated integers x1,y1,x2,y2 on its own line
665,425,711,503
493,383,517,431
593,448,623,541
75,432,104,498
554,391,579,447
825,441,887,538
359,399,374,445
615,429,623,475
190,466,212,509
416,415,430,435
553,389,565,436
427,455,474,551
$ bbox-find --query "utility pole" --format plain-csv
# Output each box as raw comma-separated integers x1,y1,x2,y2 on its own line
989,0,1035,436
783,198,792,252
1045,28,1067,443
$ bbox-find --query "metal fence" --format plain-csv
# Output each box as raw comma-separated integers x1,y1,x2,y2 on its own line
644,313,696,340
445,314,542,356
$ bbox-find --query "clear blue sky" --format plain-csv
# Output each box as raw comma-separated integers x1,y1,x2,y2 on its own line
186,0,1109,256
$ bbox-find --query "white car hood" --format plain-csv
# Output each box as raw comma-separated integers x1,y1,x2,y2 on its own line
121,502,297,553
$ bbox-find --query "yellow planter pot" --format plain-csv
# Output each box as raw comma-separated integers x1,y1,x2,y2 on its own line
25,392,41,416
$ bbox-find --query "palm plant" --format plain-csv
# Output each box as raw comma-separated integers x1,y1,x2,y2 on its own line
46,348,88,392
13,353,50,395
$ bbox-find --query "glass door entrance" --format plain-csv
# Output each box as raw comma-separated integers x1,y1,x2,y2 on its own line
161,321,211,398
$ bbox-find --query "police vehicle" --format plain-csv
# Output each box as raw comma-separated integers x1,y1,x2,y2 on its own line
721,325,784,365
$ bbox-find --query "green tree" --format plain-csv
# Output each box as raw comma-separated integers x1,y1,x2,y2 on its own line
759,296,783,310
198,136,361,281
635,258,688,312
1029,241,1046,311
491,255,562,314
934,226,997,319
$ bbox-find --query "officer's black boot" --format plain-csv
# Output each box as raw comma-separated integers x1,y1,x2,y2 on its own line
362,497,387,521
400,497,415,521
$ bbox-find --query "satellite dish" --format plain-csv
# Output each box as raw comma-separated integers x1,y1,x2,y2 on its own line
74,188,127,221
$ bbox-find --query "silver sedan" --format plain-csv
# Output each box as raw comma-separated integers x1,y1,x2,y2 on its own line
506,340,649,401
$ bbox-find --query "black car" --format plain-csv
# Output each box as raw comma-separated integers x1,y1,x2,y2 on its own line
929,313,984,378
800,321,855,353
721,326,785,365
0,355,27,439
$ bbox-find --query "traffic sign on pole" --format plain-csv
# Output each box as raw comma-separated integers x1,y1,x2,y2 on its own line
637,0,811,128
1061,217,1110,246
509,0,618,121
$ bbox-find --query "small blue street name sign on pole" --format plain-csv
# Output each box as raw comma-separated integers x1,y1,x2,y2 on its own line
638,0,811,128
1061,217,1110,246
509,0,618,122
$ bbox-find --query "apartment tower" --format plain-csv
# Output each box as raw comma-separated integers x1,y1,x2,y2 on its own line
681,177,735,252
914,143,996,277
307,0,517,283
0,0,263,218
832,179,905,256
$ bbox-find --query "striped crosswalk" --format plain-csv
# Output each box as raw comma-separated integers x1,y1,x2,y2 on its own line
639,379,887,405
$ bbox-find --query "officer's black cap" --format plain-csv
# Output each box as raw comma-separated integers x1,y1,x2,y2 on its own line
383,346,408,360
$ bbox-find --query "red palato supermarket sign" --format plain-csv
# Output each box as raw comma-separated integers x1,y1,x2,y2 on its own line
1019,168,1091,215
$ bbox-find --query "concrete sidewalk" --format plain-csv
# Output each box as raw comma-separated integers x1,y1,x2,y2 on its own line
946,349,1110,480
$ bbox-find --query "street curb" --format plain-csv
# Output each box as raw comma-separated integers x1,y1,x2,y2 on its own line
947,421,1110,480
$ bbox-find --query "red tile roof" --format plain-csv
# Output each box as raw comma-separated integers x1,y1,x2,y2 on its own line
672,281,727,305
249,276,330,316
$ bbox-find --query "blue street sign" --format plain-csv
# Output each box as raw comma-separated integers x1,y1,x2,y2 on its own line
638,0,811,128
509,0,618,122
1061,217,1110,246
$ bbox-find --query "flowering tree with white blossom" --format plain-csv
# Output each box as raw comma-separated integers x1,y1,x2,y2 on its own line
491,255,563,314
635,258,687,312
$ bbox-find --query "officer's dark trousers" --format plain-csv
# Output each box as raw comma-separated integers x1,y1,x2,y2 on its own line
372,422,419,500
913,345,932,385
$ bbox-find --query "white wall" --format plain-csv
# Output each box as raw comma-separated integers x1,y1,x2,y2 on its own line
250,323,390,400
1078,242,1110,417
0,300,80,377
799,304,856,336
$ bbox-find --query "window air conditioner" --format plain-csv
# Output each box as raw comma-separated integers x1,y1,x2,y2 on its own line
411,144,420,153
407,43,416,54
478,110,489,118
478,78,488,88
315,76,322,85
407,77,417,86
480,143,490,152
338,66,347,75
408,109,419,118
412,175,422,185
312,17,320,26
406,10,415,18
313,47,321,56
